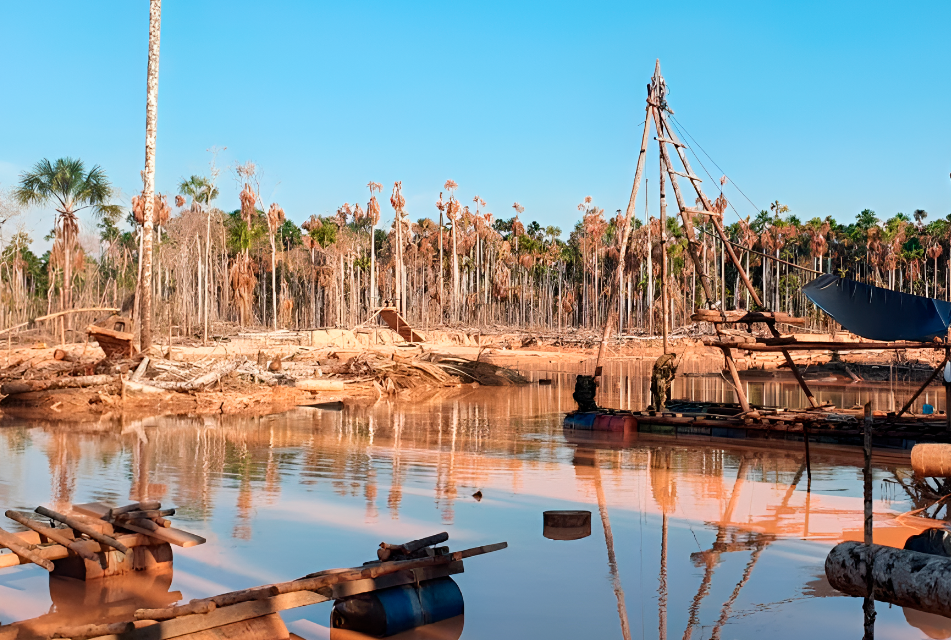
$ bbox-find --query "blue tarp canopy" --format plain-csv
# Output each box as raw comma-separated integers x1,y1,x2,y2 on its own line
803,274,951,342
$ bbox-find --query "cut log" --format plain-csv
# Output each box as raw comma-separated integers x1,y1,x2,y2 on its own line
130,356,150,381
143,360,240,392
35,506,129,554
826,541,951,618
4,510,99,562
1,375,119,396
911,444,951,477
0,526,55,571
0,533,153,569
114,509,175,522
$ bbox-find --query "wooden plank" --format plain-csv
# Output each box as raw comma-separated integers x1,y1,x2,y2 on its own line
704,338,941,352
331,562,462,599
691,310,805,326
88,591,326,640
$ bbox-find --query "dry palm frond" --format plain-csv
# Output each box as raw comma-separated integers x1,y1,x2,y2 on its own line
353,202,366,223
239,183,256,229
367,181,382,194
512,202,525,215
175,195,186,208
390,182,405,212
267,203,285,234
368,195,381,225
444,179,458,192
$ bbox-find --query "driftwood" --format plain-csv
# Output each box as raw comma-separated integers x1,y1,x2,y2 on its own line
0,526,55,571
145,360,240,392
826,541,951,617
35,506,129,554
4,511,99,562
0,375,118,396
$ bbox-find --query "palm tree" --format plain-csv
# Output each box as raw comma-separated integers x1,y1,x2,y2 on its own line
140,0,162,350
367,182,382,309
390,182,407,313
14,158,119,324
913,209,929,230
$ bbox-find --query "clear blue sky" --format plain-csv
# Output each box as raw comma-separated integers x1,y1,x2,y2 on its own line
2,0,950,244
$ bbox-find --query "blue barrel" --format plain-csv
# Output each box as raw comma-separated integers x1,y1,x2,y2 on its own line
564,412,598,430
331,577,464,637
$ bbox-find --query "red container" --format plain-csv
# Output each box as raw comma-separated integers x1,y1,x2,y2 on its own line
593,415,637,433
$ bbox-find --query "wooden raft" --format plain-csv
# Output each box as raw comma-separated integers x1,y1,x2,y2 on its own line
0,501,205,571
0,533,506,640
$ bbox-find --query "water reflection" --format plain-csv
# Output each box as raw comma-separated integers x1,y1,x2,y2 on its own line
0,376,943,639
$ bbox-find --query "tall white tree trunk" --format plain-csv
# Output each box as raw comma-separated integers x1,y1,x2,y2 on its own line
140,0,161,351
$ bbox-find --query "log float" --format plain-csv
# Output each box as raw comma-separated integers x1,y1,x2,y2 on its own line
826,541,951,618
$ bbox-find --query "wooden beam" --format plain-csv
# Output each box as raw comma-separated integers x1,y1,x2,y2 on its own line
691,310,805,326
654,137,688,148
4,511,99,562
704,338,942,352
88,591,326,640
719,347,751,413
35,506,129,555
0,533,154,570
669,170,701,182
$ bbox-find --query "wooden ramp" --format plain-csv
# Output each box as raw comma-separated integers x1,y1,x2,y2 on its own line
377,307,425,343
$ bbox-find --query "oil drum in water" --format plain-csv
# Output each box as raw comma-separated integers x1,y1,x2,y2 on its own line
564,412,598,430
543,510,592,540
331,577,464,637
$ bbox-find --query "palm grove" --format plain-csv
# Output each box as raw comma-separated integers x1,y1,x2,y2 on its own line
3,158,949,341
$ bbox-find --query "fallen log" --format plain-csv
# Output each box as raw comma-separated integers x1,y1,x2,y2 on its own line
144,360,240,392
4,510,99,562
113,508,175,521
296,379,345,391
35,506,129,555
0,526,55,571
826,541,951,617
911,443,951,477
1,375,118,396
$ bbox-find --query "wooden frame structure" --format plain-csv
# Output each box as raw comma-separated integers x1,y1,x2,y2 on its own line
595,60,950,425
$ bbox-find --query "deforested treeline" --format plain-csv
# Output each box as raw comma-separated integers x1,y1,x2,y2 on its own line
2,160,949,339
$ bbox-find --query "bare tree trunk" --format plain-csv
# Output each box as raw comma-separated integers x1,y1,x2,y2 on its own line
140,0,162,351
271,237,278,330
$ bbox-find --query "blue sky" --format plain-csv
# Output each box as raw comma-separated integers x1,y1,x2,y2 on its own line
2,0,950,246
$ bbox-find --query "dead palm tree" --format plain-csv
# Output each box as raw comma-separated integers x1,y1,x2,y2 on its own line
267,203,285,329
390,182,407,313
445,180,460,321
367,181,382,308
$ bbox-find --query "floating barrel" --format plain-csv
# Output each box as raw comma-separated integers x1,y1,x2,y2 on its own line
911,444,951,477
592,415,637,433
543,510,592,540
331,577,464,637
564,412,598,430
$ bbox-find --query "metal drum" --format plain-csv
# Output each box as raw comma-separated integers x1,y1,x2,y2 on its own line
331,577,464,637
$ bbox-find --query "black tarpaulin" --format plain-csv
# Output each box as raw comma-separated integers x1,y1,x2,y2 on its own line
803,274,951,342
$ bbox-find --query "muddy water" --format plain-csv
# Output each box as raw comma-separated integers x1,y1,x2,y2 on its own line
0,369,947,639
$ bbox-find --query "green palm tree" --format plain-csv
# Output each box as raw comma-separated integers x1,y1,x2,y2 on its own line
14,157,119,315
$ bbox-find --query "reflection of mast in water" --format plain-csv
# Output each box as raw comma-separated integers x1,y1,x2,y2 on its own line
582,450,633,640
683,456,751,640
650,449,678,640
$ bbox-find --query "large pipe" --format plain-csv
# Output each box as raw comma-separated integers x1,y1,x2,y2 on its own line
911,443,951,477
826,542,951,618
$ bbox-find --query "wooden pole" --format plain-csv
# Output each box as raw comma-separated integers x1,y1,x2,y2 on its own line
803,421,812,482
719,347,750,413
592,81,655,378
35,506,129,554
660,144,669,354
0,526,55,571
4,510,99,562
863,401,876,640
